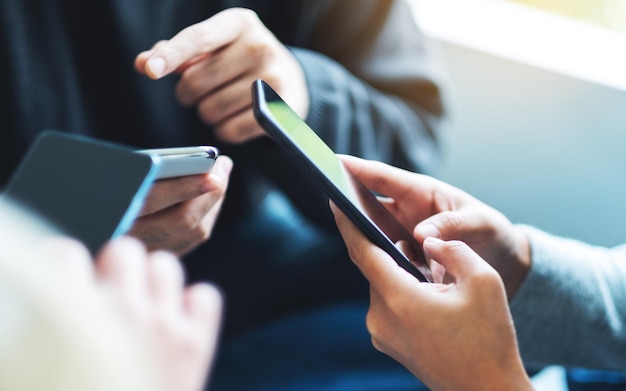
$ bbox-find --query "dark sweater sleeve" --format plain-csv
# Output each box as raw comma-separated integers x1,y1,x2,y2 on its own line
295,0,447,175
294,46,443,175
250,0,448,227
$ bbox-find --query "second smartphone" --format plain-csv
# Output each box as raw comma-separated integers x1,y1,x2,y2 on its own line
138,146,219,179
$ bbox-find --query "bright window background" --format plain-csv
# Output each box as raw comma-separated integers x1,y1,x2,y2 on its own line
410,0,626,254
509,0,626,32
409,1,626,388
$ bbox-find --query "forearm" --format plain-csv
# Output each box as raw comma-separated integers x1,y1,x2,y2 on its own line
295,47,443,175
510,225,626,371
291,0,447,175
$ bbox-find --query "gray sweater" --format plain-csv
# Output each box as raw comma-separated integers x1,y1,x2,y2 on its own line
511,225,626,371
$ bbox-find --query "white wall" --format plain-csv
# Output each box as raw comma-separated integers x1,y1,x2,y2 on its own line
413,0,626,247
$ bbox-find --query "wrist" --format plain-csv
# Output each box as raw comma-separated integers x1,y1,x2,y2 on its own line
501,227,532,300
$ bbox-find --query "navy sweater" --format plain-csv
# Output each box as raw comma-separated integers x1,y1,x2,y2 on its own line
0,0,446,333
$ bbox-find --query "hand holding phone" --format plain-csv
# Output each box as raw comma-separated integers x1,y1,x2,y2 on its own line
251,79,432,282
128,153,233,256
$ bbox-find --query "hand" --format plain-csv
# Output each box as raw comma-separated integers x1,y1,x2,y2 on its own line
44,237,222,391
339,155,531,299
129,155,233,256
95,238,222,391
134,8,309,144
331,208,533,391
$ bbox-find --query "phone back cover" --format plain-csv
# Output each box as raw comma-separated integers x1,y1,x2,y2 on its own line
3,131,158,254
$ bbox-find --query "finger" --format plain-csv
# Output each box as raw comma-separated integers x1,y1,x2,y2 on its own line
130,157,232,254
338,155,439,201
135,40,168,74
213,109,265,144
147,250,185,317
331,201,419,292
139,174,217,217
422,237,495,284
186,77,252,124
39,236,94,285
143,8,257,79
133,191,223,254
168,157,232,252
414,209,495,243
174,41,255,107
95,237,150,308
184,283,223,331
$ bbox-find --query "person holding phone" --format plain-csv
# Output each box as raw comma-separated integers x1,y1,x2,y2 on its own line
331,155,626,390
0,1,446,388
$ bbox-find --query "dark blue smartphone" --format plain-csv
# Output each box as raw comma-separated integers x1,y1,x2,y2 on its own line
251,79,432,282
3,131,159,254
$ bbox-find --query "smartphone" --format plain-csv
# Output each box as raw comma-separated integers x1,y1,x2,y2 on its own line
2,130,160,254
251,79,432,282
137,146,219,179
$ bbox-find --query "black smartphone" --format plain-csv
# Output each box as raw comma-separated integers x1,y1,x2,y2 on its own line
137,146,219,179
251,79,432,282
2,130,160,254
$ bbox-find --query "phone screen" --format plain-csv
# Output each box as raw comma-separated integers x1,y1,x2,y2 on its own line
252,80,432,282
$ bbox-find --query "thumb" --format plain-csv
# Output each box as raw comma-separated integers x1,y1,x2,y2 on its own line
422,237,495,284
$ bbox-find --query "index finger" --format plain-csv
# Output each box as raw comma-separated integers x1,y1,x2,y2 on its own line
339,155,439,203
139,174,216,216
140,155,233,216
142,8,257,79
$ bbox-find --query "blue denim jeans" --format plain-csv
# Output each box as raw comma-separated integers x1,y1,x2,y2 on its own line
209,303,428,391
184,190,427,390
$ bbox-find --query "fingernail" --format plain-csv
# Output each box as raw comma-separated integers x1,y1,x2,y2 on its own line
424,236,444,245
329,202,337,214
416,224,440,239
146,57,166,79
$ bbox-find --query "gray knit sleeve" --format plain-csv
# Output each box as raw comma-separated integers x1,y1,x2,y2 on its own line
510,225,626,371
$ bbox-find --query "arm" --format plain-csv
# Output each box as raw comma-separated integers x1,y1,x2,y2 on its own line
510,226,626,371
295,0,446,174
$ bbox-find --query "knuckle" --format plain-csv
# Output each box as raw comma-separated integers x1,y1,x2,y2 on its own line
365,310,380,338
199,96,235,124
175,204,202,233
371,336,385,353
210,182,226,200
175,78,198,107
229,7,260,24
245,40,272,61
345,244,365,266
133,225,170,248
193,223,212,243
197,102,218,125
439,211,464,237
473,268,501,287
